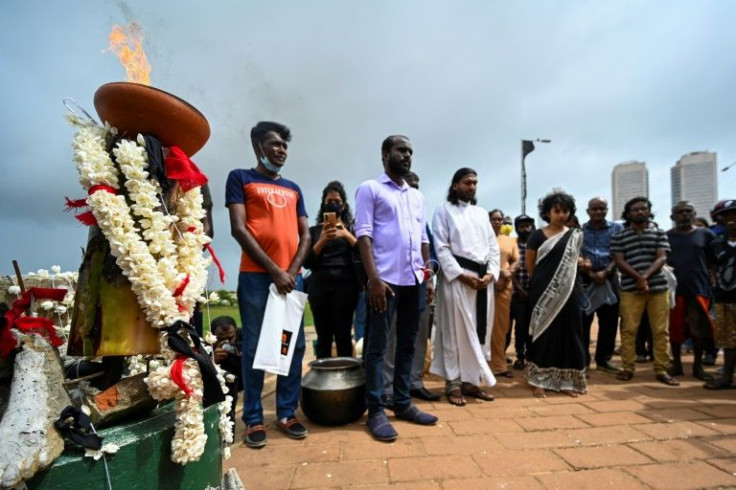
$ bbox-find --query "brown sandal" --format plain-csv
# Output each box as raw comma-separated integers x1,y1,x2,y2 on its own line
461,384,495,401
447,390,466,406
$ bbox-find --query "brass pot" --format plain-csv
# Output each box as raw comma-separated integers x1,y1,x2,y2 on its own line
300,357,365,426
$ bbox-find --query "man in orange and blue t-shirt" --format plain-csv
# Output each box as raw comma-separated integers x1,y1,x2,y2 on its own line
226,121,311,449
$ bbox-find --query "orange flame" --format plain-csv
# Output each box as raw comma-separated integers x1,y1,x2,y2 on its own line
107,22,151,85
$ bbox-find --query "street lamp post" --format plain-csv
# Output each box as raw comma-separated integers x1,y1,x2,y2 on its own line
721,161,736,172
521,138,551,214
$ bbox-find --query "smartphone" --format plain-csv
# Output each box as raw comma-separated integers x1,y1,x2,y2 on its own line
323,212,336,226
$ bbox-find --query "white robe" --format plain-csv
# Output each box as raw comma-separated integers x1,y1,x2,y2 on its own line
430,201,501,387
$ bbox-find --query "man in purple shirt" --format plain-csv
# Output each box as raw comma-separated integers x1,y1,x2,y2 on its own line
355,135,437,442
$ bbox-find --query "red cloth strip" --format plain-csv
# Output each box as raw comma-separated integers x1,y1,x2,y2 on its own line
64,197,88,210
206,244,226,284
88,184,118,195
173,275,190,297
1,287,68,358
75,211,98,226
164,146,208,192
170,356,194,397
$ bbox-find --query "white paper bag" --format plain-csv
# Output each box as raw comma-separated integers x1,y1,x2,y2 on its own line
253,284,308,376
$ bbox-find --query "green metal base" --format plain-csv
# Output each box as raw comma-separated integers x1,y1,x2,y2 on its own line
27,403,223,490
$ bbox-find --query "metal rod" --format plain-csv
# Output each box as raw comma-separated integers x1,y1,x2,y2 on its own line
63,97,99,125
12,260,25,293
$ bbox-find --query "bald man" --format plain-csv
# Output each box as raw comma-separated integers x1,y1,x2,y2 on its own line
581,197,624,374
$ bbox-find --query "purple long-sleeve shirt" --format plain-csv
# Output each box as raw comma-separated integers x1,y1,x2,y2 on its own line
354,173,429,286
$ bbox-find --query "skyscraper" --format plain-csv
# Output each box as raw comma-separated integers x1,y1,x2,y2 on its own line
612,161,648,219
671,151,718,220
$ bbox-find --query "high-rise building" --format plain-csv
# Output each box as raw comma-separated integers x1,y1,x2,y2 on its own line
671,151,718,220
612,161,648,219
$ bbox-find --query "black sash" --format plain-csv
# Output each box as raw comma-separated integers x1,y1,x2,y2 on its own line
453,254,489,344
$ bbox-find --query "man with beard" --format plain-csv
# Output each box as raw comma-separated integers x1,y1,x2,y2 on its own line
666,201,716,381
511,214,535,370
355,135,437,442
611,197,678,385
581,197,624,374
431,168,500,406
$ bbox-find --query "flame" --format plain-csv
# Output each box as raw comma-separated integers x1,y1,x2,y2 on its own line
107,22,152,85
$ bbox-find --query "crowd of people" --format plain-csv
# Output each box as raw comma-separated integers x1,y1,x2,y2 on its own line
223,120,736,447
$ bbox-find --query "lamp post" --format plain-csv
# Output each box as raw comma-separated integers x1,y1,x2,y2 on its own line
521,138,551,214
721,161,736,172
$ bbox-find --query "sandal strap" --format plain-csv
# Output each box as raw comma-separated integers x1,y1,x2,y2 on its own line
246,424,265,435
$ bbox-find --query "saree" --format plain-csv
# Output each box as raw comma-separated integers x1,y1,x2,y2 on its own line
527,228,587,393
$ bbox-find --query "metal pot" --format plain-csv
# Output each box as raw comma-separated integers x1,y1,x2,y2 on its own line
300,357,366,426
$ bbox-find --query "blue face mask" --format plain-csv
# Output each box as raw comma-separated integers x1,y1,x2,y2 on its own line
258,142,282,173
260,155,281,173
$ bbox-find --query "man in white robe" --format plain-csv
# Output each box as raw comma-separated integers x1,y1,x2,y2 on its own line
431,168,501,405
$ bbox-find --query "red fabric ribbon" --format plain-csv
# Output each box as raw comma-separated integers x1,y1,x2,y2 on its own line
88,185,118,196
64,197,88,210
170,355,194,397
184,225,225,284
1,287,67,359
173,275,191,297
165,146,208,192
206,244,227,284
63,186,118,227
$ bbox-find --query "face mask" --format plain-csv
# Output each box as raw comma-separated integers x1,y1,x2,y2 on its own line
323,202,343,215
501,224,514,236
260,155,281,173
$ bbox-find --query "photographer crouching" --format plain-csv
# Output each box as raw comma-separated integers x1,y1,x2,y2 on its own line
212,316,243,432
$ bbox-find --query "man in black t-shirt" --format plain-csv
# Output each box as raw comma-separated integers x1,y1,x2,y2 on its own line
666,201,716,381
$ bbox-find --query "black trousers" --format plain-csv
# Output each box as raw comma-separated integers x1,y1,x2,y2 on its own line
511,293,530,361
308,267,359,358
582,301,620,366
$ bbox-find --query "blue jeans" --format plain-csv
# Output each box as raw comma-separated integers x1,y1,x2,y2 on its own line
364,283,421,414
238,272,306,425
353,291,367,341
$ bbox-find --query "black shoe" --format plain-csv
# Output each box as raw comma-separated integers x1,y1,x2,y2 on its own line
512,359,526,370
596,361,621,374
410,387,441,401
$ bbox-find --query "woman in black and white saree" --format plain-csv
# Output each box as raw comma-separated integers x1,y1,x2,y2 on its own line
525,192,590,398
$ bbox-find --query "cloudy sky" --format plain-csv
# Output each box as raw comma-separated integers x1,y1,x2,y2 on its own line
2,0,736,290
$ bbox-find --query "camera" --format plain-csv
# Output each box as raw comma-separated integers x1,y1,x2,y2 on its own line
221,342,238,355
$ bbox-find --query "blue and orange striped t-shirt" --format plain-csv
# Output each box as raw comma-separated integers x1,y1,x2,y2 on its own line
225,168,308,273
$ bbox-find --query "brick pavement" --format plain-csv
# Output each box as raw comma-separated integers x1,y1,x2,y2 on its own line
227,326,736,489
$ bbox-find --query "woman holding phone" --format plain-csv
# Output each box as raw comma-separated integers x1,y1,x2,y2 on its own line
304,181,361,358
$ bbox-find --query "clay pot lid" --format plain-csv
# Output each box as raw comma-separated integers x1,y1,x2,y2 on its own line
94,82,210,157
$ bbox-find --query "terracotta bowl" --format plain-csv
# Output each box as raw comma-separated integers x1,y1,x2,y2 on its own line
94,82,210,157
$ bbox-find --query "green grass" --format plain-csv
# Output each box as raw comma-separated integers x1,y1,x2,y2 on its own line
202,303,314,333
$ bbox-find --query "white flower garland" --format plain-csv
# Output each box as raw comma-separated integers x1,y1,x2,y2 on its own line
67,115,227,464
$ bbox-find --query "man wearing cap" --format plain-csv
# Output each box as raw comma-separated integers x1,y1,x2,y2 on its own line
706,199,736,389
581,197,624,374
510,214,535,370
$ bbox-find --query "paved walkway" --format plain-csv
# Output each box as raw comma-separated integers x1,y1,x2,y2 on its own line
227,327,736,489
